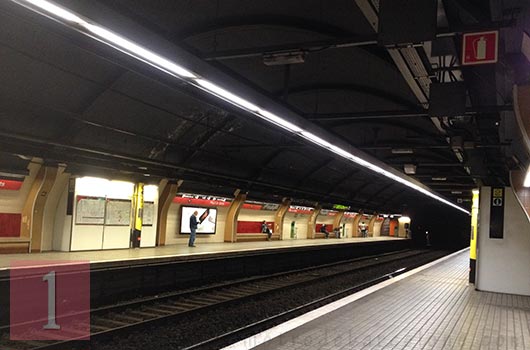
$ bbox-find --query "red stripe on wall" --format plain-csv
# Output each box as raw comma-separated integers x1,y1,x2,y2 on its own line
237,221,273,233
315,224,333,232
0,213,21,237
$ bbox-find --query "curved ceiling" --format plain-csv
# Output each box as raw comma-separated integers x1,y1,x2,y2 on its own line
0,0,526,213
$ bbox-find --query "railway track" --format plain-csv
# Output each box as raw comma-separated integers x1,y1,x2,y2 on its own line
0,249,433,350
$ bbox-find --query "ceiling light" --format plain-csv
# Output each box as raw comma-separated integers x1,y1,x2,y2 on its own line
451,190,463,194
391,148,414,154
263,51,306,66
83,24,196,79
524,166,530,188
11,0,470,215
258,109,302,133
300,131,334,149
404,164,417,175
195,79,260,112
18,0,85,23
432,177,447,181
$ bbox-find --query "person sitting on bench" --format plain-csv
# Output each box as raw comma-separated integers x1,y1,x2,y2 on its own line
320,224,330,239
261,220,272,241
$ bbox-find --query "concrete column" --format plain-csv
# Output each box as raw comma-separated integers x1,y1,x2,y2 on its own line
306,205,321,239
130,183,144,248
351,213,362,237
333,211,345,236
224,190,246,242
368,214,377,237
23,165,58,252
156,180,181,246
274,198,291,240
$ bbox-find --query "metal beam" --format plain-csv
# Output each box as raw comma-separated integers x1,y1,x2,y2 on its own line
306,105,514,121
277,83,419,110
201,35,379,61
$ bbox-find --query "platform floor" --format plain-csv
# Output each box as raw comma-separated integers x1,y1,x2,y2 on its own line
0,236,403,270
251,249,530,350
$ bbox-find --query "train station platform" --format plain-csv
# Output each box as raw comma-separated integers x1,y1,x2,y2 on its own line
0,236,405,272
230,248,530,350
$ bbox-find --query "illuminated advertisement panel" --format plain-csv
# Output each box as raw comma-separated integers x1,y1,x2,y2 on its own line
180,206,218,234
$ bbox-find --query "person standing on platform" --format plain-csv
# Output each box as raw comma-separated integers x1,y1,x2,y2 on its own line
189,211,199,247
360,222,368,237
261,220,272,241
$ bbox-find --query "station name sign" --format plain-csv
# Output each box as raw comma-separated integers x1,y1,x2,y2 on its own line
320,209,338,216
288,205,314,214
173,193,232,207
242,201,280,211
0,179,23,191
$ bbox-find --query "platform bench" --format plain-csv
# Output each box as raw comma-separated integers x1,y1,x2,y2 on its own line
236,233,281,242
0,238,30,254
315,224,340,238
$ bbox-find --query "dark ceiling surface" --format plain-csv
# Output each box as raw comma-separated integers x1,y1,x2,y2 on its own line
0,0,528,212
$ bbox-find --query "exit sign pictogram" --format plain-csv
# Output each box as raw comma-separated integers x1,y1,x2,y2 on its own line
462,31,499,65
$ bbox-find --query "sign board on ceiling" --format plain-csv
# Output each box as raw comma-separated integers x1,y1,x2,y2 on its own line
288,205,314,214
0,179,23,191
173,193,232,207
462,31,499,65
242,201,280,211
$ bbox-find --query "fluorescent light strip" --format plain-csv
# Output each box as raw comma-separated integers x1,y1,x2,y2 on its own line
13,0,470,215
15,0,196,79
258,109,302,133
20,0,85,23
84,24,196,78
195,79,260,111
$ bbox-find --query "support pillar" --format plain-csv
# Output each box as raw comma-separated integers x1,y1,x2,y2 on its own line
274,198,291,240
368,214,377,237
224,190,246,242
307,205,321,239
469,189,479,283
130,183,144,248
333,211,345,237
156,180,181,246
352,212,363,237
25,166,58,253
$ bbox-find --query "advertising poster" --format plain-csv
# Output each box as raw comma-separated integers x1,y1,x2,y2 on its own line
180,206,217,234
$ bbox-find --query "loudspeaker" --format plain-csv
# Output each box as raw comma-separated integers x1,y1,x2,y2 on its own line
378,0,437,46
